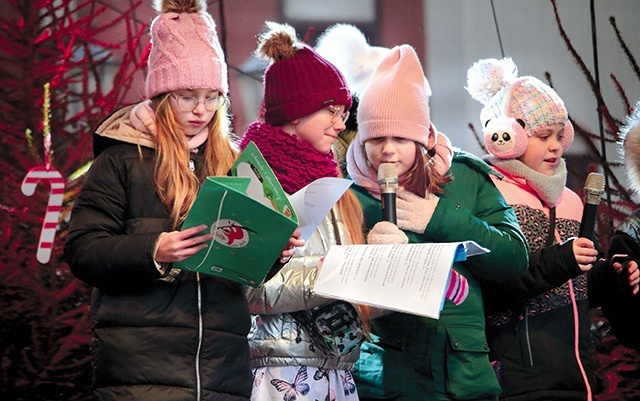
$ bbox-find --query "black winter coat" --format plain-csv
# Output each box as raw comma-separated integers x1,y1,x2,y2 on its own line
590,210,640,349
64,107,252,400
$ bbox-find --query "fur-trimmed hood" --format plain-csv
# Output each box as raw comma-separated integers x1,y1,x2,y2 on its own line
621,100,640,192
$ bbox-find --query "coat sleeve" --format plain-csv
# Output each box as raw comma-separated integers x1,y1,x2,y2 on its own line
245,254,334,315
423,162,528,283
64,148,163,290
484,239,583,307
588,231,640,349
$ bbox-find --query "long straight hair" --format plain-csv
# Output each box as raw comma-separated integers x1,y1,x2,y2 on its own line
151,94,238,228
402,143,451,197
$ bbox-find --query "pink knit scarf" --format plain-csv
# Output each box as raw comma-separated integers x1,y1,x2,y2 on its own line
238,121,340,194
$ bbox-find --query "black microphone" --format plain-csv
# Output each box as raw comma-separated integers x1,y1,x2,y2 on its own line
578,172,605,240
377,163,398,224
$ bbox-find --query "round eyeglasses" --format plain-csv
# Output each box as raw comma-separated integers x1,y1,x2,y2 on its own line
171,93,227,112
327,105,350,124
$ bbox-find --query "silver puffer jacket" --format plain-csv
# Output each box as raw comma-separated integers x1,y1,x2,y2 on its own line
246,206,360,370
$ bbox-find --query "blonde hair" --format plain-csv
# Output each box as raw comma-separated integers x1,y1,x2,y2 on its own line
151,94,237,228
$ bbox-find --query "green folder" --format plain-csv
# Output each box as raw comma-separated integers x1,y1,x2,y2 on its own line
174,142,297,287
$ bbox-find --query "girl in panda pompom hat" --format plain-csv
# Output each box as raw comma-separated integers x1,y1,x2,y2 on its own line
590,102,640,349
466,57,601,401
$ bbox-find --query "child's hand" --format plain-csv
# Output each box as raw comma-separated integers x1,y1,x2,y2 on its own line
155,224,214,263
572,237,598,272
280,228,304,263
129,100,156,135
396,189,439,234
612,259,640,295
366,221,408,244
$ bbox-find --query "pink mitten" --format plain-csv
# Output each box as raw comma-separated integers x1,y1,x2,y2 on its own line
396,189,439,234
129,101,157,135
445,269,469,305
366,221,408,245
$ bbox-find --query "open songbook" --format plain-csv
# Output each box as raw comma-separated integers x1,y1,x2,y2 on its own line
313,241,489,319
174,142,351,287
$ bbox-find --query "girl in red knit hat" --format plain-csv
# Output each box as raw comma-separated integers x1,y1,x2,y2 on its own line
238,21,367,401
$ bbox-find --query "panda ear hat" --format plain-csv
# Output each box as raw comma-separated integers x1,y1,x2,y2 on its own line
316,24,391,96
466,57,574,159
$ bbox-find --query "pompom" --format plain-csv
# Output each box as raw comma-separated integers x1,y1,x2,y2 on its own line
466,57,518,105
316,24,390,95
621,100,640,191
256,21,301,63
153,0,205,13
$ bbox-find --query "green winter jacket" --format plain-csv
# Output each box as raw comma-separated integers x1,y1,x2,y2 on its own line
351,150,528,401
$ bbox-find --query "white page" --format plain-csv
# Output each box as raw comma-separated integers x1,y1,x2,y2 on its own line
314,242,488,319
288,177,352,241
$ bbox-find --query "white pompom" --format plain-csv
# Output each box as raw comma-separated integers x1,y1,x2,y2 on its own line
466,57,518,104
316,24,390,95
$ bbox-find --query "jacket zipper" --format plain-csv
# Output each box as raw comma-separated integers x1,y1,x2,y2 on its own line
195,272,203,400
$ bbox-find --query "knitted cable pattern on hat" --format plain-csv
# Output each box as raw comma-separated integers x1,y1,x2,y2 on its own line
466,57,574,158
145,0,228,98
256,21,351,126
239,122,340,194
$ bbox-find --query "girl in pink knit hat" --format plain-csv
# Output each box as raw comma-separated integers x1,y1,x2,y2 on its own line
65,1,301,400
345,45,529,401
238,21,367,401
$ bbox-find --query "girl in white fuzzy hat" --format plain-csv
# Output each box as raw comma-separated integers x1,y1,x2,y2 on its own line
590,102,640,349
346,45,529,401
466,57,600,401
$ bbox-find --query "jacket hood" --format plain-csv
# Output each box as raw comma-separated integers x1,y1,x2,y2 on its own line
93,104,156,157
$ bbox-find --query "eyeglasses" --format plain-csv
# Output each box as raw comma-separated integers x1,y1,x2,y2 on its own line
171,93,227,112
327,105,350,124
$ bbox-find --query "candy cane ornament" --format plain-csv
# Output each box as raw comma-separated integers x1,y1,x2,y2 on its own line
21,166,65,264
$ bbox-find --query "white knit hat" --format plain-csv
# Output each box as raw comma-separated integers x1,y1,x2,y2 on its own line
466,57,574,159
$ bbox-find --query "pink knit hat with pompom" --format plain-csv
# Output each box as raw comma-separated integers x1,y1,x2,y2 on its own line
145,0,228,99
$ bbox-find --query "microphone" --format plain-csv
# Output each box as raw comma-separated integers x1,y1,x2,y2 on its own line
578,172,605,240
377,163,398,224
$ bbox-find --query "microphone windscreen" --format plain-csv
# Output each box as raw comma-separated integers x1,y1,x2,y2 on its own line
377,163,398,183
584,172,605,194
